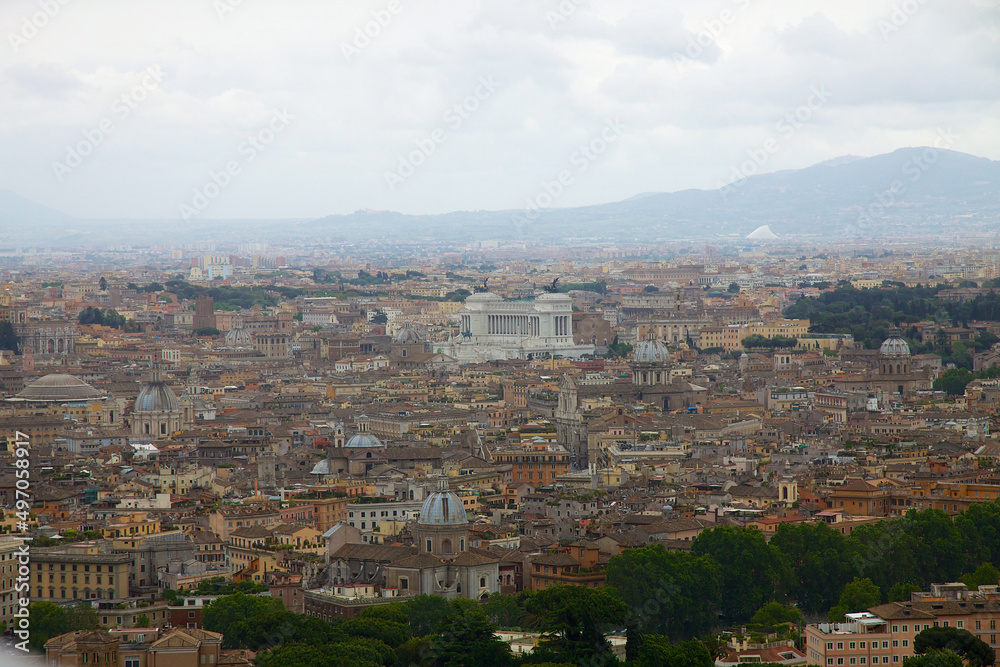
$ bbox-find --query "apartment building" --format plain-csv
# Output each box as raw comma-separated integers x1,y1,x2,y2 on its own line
493,442,571,485
806,584,1000,667
31,543,130,602
347,500,422,544
208,506,281,541
0,536,22,635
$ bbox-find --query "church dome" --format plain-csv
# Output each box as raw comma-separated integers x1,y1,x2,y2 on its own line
879,328,911,358
135,368,179,413
345,432,384,448
394,325,424,344
225,327,254,348
419,480,468,526
15,374,105,402
135,382,180,413
634,337,671,365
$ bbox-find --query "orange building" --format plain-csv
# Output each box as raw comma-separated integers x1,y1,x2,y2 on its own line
493,441,571,485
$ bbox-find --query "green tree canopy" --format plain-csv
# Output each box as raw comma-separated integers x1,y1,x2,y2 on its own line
904,649,965,667
691,525,788,624
606,544,720,640
524,585,629,664
406,594,450,636
201,593,289,650
961,563,1000,590
750,601,802,629
829,577,882,622
635,636,714,667
914,626,995,667
770,521,853,612
28,602,67,651
427,598,514,667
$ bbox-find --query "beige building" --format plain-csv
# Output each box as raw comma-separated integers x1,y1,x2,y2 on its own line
31,543,130,602
45,627,224,667
0,536,21,634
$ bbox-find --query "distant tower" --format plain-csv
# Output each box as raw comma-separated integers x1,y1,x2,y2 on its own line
257,451,278,489
779,477,798,505
193,296,216,331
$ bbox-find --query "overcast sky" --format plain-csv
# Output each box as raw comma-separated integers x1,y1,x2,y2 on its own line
1,0,998,220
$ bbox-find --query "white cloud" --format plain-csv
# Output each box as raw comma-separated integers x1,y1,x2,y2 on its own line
0,0,996,219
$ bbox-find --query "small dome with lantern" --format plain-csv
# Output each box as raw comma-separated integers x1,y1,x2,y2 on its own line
419,479,468,527
879,327,911,358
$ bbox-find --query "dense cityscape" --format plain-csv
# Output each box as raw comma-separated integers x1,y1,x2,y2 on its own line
0,238,995,666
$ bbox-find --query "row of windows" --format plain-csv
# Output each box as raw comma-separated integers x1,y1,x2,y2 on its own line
35,563,110,572
38,574,112,584
828,639,909,651
37,588,117,599
349,510,405,518
829,656,899,665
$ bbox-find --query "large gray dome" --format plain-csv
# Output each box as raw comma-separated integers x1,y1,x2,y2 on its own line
345,433,384,448
634,337,671,365
135,382,180,412
14,374,105,402
419,483,468,526
224,327,254,348
879,328,911,358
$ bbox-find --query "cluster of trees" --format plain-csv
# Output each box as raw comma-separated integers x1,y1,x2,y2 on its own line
783,283,1000,366
161,280,302,310
27,602,100,650
77,307,135,330
933,366,1000,395
606,503,1000,642
741,335,799,350
560,281,608,294
0,322,18,351
202,588,716,667
603,336,634,359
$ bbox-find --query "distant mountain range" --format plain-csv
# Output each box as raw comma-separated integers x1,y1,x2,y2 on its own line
302,147,1000,242
3,147,999,246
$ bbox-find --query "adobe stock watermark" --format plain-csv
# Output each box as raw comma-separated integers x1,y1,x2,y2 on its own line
384,75,500,192
511,118,625,235
851,127,958,236
674,0,752,73
545,0,584,29
12,430,32,653
52,65,164,183
8,0,71,53
214,0,246,20
179,108,294,220
878,0,928,41
718,84,832,199
341,0,403,63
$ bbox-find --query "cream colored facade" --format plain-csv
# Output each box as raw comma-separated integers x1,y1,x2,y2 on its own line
31,543,130,602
